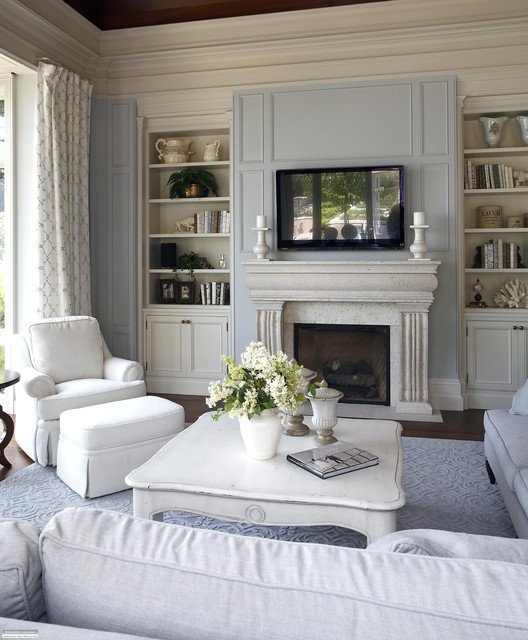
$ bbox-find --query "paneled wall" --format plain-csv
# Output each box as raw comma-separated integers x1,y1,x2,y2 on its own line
234,77,457,384
90,98,138,359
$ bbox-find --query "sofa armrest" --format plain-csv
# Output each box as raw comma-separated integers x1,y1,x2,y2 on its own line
367,529,528,565
19,367,56,400
104,357,144,383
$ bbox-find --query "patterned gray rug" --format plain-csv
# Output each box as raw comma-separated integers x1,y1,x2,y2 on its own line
0,437,515,547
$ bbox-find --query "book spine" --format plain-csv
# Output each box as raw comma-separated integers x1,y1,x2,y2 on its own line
492,164,500,190
497,238,503,268
200,283,206,305
211,281,217,305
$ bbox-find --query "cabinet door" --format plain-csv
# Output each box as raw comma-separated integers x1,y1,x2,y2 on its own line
466,320,520,391
145,315,185,378
186,315,228,380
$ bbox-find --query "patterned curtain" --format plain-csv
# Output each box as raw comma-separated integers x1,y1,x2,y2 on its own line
35,61,93,317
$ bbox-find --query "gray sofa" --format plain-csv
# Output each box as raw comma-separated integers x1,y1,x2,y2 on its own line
2,508,528,639
484,409,528,538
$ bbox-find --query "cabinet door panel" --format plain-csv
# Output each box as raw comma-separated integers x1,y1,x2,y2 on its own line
187,316,228,379
467,321,519,391
145,315,185,377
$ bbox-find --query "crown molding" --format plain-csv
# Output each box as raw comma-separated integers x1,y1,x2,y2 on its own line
98,0,528,58
0,0,99,76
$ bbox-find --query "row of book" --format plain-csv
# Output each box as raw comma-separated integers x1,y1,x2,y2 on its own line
200,282,230,305
464,161,515,190
475,239,523,269
195,210,231,234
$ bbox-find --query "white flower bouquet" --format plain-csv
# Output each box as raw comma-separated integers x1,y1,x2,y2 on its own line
206,341,306,420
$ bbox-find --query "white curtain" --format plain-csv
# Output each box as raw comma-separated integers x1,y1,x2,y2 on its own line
35,61,93,317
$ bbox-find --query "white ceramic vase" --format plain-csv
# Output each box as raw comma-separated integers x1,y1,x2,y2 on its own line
239,409,283,460
479,116,508,148
516,116,528,146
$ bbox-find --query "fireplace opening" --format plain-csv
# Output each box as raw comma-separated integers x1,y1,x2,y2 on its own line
294,323,390,406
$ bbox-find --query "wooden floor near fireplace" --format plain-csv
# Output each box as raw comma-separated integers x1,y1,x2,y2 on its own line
0,395,485,481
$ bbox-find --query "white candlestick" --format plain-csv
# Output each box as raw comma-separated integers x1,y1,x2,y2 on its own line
413,211,425,226
256,215,267,229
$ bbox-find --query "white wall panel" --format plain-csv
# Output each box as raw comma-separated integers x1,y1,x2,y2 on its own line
239,94,264,163
239,170,265,253
421,81,449,157
272,84,412,161
421,163,450,253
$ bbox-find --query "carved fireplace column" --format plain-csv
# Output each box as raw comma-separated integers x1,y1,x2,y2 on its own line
255,301,284,353
398,308,432,414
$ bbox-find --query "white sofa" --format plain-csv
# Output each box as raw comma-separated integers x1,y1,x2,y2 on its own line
1,508,528,639
12,316,146,466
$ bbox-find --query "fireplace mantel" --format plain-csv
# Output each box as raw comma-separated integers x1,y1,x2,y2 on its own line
243,260,440,415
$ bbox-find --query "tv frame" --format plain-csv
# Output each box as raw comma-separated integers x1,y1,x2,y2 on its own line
276,165,405,251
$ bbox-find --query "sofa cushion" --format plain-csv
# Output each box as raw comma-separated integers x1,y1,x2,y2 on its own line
0,519,45,620
484,409,528,489
513,468,528,517
40,508,528,640
28,317,104,384
368,529,528,564
60,396,184,450
510,377,528,416
38,379,146,421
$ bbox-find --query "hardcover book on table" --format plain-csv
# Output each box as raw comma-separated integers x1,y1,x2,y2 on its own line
287,441,379,479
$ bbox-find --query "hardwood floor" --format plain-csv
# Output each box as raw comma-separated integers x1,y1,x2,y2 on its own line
0,397,485,481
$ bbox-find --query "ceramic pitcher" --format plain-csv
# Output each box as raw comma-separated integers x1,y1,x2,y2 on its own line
203,140,220,162
155,137,193,163
479,116,508,148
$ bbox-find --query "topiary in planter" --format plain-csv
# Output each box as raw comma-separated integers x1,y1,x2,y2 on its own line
168,167,219,198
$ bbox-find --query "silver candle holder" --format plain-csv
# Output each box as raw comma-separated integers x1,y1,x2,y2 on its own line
281,367,316,437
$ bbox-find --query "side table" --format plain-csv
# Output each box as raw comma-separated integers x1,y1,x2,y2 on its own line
0,370,20,468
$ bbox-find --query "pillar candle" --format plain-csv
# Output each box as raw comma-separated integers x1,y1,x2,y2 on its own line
257,215,267,228
413,211,425,226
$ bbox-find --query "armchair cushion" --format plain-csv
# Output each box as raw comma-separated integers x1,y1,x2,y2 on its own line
104,357,143,383
38,379,146,421
28,317,104,384
20,367,56,400
0,518,45,620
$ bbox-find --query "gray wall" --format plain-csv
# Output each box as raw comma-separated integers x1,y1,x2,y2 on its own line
90,98,138,359
233,77,457,380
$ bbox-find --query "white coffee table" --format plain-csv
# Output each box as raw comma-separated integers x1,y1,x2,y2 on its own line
125,412,405,543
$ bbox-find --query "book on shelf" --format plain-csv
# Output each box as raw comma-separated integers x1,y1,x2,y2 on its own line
478,239,522,269
286,441,379,479
194,210,231,234
200,282,230,305
464,161,515,190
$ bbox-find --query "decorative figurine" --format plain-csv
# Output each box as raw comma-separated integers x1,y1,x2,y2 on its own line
219,253,227,269
469,279,487,308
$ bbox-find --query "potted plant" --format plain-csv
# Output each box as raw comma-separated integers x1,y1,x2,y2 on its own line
172,251,213,280
206,342,305,459
168,167,219,198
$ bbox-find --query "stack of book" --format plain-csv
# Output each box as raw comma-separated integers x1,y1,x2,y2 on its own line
200,282,230,305
476,239,522,269
464,161,515,190
194,210,231,234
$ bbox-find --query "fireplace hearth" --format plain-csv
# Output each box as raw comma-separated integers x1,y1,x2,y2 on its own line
295,323,390,406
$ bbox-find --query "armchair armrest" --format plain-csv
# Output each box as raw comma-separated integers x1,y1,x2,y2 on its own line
104,357,144,382
19,367,56,400
367,529,528,566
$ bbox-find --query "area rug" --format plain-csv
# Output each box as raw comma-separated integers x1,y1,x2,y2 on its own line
0,437,515,548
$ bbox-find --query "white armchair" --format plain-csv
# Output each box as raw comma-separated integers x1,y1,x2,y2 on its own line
12,316,146,466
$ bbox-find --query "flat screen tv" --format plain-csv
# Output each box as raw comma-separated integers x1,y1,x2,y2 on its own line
276,166,405,250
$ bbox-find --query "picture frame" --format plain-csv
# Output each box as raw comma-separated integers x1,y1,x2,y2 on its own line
176,281,195,304
158,279,177,303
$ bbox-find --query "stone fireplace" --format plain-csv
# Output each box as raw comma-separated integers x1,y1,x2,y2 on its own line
243,260,440,415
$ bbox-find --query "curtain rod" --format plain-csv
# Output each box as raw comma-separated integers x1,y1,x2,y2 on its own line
38,57,91,84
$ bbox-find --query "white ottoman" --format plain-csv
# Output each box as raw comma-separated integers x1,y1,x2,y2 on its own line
57,396,185,498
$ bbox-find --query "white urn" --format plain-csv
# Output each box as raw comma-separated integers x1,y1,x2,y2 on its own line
479,116,508,148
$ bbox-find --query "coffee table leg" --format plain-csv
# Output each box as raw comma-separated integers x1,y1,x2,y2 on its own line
0,405,14,468
364,510,397,544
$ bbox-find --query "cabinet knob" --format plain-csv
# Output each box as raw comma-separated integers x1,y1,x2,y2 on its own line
513,325,518,330
520,326,525,331
181,319,185,324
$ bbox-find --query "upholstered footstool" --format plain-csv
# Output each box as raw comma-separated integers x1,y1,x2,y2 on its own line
57,396,185,498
